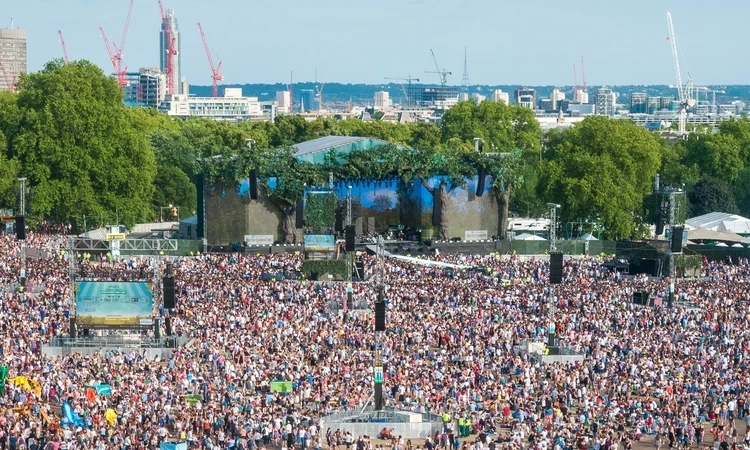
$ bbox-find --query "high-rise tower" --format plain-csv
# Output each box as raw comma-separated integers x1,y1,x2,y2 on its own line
0,28,26,92
159,9,181,94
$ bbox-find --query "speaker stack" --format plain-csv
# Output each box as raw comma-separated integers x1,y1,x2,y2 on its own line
549,253,563,284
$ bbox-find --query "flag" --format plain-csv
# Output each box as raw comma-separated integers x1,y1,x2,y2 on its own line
183,394,202,406
61,402,87,428
0,366,8,395
8,376,31,392
104,408,117,427
29,379,41,397
270,381,293,393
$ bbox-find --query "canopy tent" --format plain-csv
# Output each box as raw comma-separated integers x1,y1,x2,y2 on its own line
686,212,750,234
716,242,729,247
602,259,629,272
577,233,599,241
513,233,547,241
732,243,745,248
687,227,750,244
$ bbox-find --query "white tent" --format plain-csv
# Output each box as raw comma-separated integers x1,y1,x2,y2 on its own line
716,242,729,247
686,212,750,234
577,233,599,241
513,233,547,241
732,243,745,248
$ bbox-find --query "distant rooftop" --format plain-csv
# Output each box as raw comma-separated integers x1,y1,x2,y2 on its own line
292,136,395,164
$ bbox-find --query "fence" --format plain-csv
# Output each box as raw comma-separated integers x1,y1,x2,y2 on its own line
510,240,616,256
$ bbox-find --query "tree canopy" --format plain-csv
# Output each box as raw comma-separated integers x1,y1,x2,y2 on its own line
538,117,663,239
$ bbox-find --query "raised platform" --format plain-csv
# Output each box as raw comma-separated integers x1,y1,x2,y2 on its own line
320,407,443,439
43,335,190,358
514,341,585,365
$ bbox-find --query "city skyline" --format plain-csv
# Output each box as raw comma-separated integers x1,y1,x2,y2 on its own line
4,0,750,87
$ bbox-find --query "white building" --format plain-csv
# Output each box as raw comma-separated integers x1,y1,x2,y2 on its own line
374,91,391,111
276,91,292,114
160,89,275,121
0,28,26,92
493,89,510,104
471,93,487,103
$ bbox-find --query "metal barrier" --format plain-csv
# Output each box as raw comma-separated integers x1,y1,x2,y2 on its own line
47,335,188,349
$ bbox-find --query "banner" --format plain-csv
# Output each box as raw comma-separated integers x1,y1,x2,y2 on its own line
160,443,188,450
183,394,202,406
105,409,118,427
270,381,293,393
75,281,154,327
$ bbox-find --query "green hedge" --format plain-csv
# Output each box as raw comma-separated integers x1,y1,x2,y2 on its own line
301,259,349,280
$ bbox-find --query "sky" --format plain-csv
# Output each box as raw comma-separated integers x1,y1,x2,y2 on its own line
5,0,749,87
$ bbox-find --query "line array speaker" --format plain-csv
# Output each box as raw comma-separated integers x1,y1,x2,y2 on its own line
549,253,563,284
195,174,205,239
345,225,355,251
295,201,304,229
671,226,684,253
375,302,386,331
15,216,25,241
476,168,486,197
163,276,176,309
249,170,258,200
432,189,441,226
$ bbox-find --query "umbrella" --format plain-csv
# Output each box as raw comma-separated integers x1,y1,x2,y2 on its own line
577,233,599,241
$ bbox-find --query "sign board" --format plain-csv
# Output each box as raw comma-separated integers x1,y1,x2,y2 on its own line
75,281,154,327
465,230,488,241
244,235,274,246
105,233,126,241
374,366,384,384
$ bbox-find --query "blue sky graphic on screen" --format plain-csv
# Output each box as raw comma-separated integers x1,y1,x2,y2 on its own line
76,282,154,327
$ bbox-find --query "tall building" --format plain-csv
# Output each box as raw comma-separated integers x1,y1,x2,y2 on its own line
514,88,536,109
276,91,291,114
374,91,390,111
550,88,564,111
630,92,648,114
596,87,615,116
159,9,182,95
124,68,167,107
493,89,509,104
0,28,26,92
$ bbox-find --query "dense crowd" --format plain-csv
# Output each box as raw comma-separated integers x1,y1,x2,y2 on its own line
1,231,750,450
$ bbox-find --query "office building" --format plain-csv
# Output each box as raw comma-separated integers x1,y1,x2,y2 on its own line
160,89,275,122
493,89,509,104
123,68,167,107
514,88,536,109
550,88,564,111
276,91,291,114
0,28,26,92
374,91,391,111
539,98,554,112
596,87,615,116
407,86,459,108
159,9,182,94
630,92,648,114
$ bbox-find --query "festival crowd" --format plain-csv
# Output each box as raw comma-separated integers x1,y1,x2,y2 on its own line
1,231,750,450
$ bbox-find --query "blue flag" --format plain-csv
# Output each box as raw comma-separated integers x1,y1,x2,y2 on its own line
61,402,87,428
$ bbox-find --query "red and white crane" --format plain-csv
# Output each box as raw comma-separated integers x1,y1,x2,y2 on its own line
572,63,579,102
99,0,134,88
58,30,70,64
197,22,223,98
581,55,587,94
159,0,177,95
0,56,15,93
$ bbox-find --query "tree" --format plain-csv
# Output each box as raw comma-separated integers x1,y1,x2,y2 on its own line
258,147,325,244
441,100,543,239
682,133,743,183
688,178,737,217
372,194,393,212
0,130,20,209
538,117,662,239
7,60,156,228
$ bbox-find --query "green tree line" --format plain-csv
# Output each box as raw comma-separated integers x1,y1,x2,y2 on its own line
0,60,748,240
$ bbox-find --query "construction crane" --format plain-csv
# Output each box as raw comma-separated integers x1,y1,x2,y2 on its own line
0,56,15,93
580,56,587,93
159,0,177,95
99,0,134,88
384,76,420,104
316,80,327,114
58,30,70,64
425,49,451,87
288,71,294,114
197,22,223,97
573,63,579,102
666,11,695,135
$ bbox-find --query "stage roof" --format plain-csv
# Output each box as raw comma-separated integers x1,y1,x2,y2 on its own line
293,136,396,164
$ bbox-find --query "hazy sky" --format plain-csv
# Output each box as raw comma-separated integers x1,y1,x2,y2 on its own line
5,0,747,86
